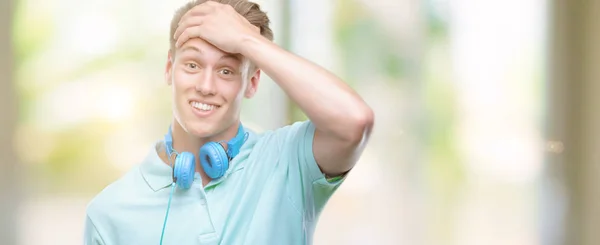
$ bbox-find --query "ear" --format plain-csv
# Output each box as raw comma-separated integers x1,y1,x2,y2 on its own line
244,69,261,98
165,51,174,85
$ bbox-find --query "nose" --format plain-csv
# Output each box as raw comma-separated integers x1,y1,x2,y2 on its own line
195,70,217,96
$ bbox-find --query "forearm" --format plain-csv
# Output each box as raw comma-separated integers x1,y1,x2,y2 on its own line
240,35,373,141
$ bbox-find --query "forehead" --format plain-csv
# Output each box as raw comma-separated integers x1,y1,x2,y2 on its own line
177,39,243,61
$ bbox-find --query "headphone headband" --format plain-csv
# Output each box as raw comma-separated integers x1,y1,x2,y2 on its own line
164,128,175,157
226,123,247,159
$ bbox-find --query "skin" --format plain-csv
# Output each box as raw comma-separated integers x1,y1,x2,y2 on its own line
161,37,260,186
166,1,374,186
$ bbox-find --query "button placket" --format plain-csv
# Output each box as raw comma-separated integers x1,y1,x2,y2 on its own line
195,185,219,245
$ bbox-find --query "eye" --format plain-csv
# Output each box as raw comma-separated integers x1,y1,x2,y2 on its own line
219,69,234,76
186,63,198,69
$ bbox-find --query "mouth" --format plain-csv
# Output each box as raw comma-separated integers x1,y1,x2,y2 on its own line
190,101,220,111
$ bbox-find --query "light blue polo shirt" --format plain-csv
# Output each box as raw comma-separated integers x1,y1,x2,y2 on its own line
83,120,346,245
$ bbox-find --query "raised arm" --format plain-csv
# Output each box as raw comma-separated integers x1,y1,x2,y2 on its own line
239,36,374,176
173,2,374,177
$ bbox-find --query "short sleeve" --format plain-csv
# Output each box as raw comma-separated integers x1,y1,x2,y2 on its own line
83,214,105,245
276,120,346,221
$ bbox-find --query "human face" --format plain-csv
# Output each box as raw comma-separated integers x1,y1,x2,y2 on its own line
165,38,260,139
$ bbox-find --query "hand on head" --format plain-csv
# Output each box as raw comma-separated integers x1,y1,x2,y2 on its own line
173,1,262,54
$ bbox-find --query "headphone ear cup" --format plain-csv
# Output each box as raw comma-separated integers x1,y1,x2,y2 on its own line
199,142,229,179
173,152,195,189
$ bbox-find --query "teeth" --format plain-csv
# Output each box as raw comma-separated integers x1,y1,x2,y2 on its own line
191,102,217,111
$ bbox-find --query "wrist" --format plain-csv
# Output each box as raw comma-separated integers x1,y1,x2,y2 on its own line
238,32,267,59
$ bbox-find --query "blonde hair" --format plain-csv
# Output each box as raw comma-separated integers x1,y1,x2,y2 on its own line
170,0,273,51
169,0,273,79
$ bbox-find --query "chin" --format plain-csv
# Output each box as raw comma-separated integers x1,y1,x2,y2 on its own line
184,119,221,138
175,104,237,139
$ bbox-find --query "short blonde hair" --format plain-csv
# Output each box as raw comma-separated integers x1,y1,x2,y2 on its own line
169,0,274,52
169,0,273,79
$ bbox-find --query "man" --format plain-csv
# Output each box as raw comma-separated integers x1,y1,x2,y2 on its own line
83,0,374,244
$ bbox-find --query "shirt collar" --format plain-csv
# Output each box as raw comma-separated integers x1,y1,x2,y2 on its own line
139,129,257,192
139,142,175,191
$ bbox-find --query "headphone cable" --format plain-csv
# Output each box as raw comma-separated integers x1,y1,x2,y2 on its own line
159,182,176,245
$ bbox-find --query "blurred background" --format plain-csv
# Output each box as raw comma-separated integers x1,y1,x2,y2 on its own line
1,0,599,244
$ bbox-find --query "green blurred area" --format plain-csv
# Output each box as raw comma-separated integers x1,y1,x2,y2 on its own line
13,0,463,205
11,0,547,244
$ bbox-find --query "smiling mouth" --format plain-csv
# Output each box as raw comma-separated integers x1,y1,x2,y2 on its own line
190,101,220,111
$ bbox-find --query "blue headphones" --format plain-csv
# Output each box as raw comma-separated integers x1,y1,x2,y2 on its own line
163,123,248,189
160,123,247,245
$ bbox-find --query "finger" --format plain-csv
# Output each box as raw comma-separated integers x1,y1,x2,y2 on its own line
178,3,216,26
175,26,203,48
174,16,204,40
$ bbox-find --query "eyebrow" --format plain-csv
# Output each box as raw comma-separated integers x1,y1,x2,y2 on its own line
220,54,242,62
180,46,241,62
181,46,201,54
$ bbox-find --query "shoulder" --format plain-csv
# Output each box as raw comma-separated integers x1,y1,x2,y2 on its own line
85,165,143,222
241,120,315,165
247,120,321,177
86,141,169,218
252,120,315,148
237,120,316,175
84,161,163,244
